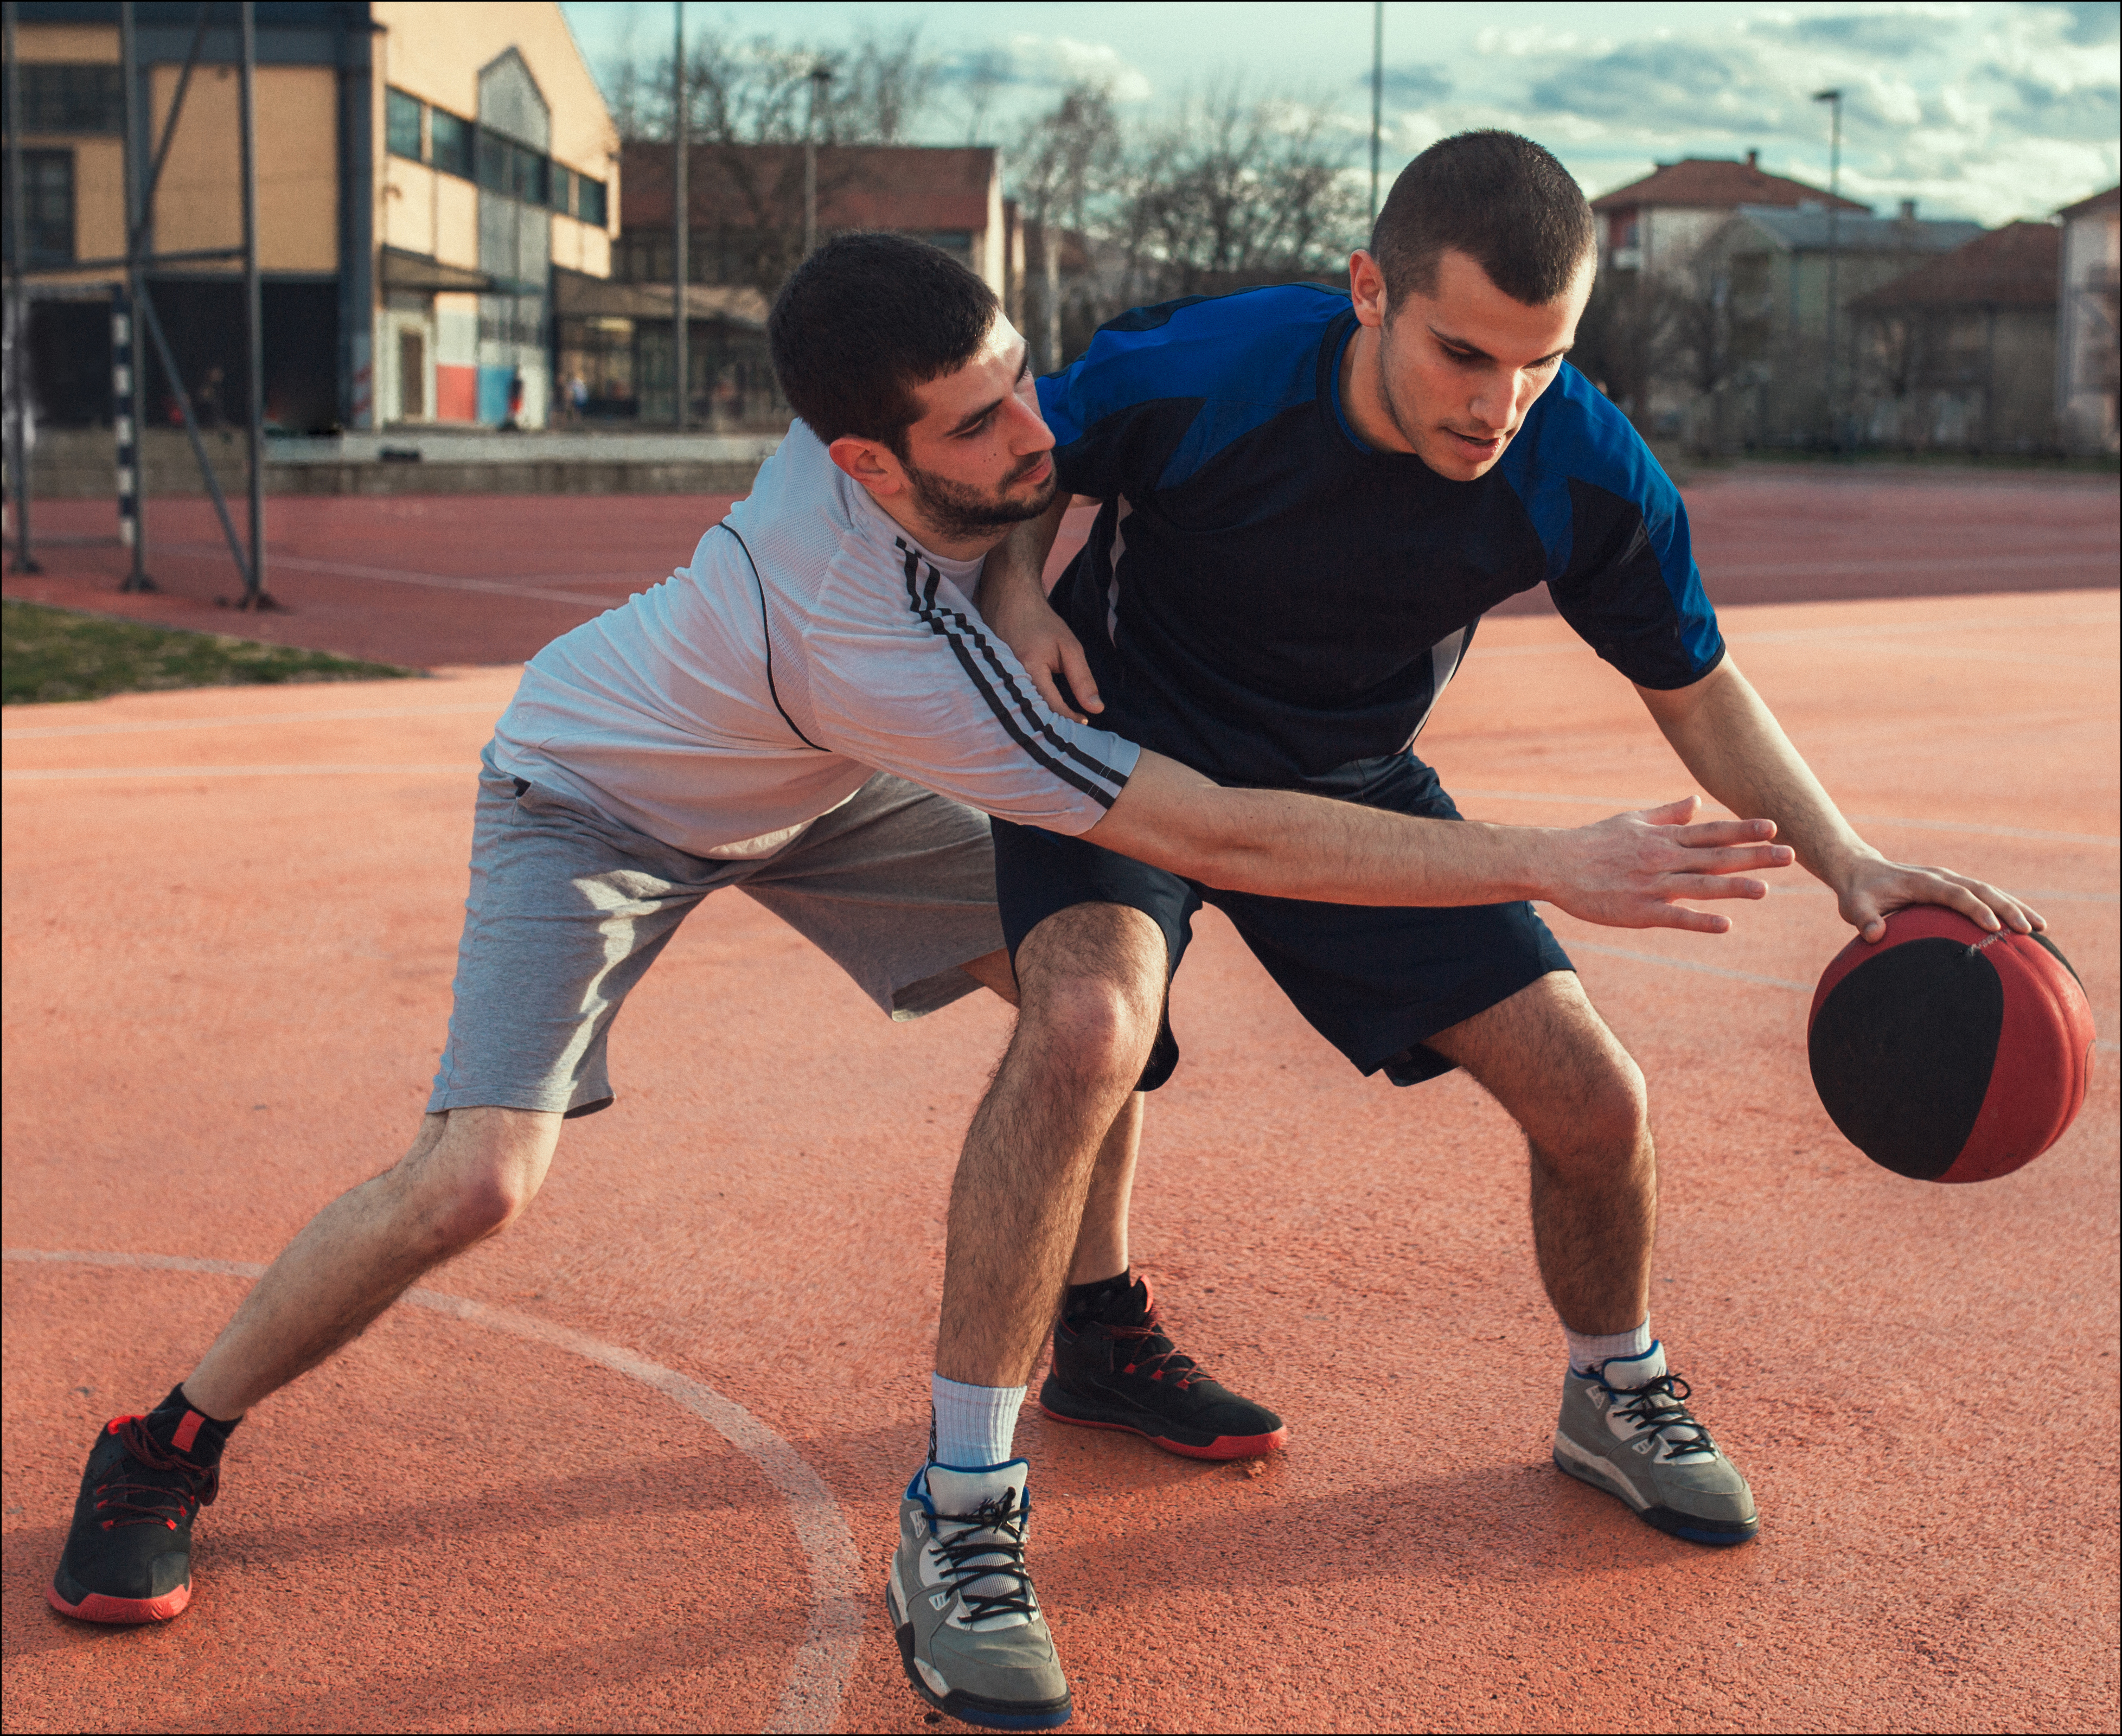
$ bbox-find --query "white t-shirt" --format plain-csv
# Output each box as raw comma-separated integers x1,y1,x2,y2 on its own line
490,420,1140,859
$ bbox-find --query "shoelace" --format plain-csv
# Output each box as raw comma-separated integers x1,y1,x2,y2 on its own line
931,1490,1038,1626
1105,1317,1204,1389
1601,1373,1721,1463
93,1417,220,1532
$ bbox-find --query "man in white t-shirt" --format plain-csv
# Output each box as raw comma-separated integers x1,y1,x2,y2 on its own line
50,235,1795,1729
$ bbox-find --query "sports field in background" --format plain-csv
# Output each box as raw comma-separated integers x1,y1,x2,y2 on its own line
2,469,2116,1734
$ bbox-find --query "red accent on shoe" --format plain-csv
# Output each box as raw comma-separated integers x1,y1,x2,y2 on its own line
170,1411,204,1453
1037,1402,1289,1461
46,1578,191,1625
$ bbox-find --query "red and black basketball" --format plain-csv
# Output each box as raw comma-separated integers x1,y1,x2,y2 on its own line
1807,906,2095,1184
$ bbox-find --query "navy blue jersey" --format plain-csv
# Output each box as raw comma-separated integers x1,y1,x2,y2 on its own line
1036,284,1725,789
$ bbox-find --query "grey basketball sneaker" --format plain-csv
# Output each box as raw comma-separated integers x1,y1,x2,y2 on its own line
1552,1341,1760,1546
886,1460,1072,1730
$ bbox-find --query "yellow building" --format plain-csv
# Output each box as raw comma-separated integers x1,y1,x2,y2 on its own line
5,0,618,432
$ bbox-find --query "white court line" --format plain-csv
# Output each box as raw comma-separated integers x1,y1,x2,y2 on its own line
1707,552,2118,582
2,764,474,781
1456,790,2121,848
1567,941,1812,992
0,1247,861,1736
1467,612,2120,658
1562,941,2120,1052
148,542,627,608
2,702,504,741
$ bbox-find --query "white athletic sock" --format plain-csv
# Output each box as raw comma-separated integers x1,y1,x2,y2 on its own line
1564,1318,1653,1376
929,1373,1027,1468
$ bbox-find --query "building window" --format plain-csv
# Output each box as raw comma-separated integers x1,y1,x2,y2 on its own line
386,87,424,163
578,176,606,228
549,164,573,217
476,129,547,204
6,64,123,133
0,150,75,267
925,231,974,263
430,107,474,180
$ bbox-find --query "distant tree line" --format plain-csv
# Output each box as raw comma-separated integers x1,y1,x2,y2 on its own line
602,27,1368,369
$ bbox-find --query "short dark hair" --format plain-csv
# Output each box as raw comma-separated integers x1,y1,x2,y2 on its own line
1370,131,1595,309
768,232,1000,451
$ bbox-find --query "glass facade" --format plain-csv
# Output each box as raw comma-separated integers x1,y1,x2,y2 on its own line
385,87,423,162
430,107,474,180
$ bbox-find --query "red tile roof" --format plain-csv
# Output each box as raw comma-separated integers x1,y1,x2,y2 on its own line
623,143,995,233
1851,221,2061,312
1591,157,1866,214
2057,184,2119,221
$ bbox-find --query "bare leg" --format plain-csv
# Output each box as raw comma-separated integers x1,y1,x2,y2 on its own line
1425,972,1654,1335
1068,1095,1143,1285
182,1106,562,1419
935,906,1166,1387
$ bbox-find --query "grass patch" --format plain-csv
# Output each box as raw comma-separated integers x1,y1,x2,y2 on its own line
3,600,421,706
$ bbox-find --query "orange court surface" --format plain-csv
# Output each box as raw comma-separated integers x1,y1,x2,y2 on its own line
2,471,2118,1735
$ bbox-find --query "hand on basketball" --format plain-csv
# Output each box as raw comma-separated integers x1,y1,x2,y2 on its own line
1549,797,1794,934
1831,854,2046,944
983,585,1104,722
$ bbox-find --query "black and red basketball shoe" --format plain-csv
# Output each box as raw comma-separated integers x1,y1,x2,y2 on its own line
49,1408,222,1623
1039,1273,1287,1460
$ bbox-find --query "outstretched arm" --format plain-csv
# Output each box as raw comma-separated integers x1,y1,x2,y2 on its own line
1635,655,2044,942
1090,751,1792,934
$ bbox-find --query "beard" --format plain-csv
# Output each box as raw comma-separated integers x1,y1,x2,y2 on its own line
902,451,1059,543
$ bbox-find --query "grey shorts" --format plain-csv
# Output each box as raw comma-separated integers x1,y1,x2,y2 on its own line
427,752,1005,1119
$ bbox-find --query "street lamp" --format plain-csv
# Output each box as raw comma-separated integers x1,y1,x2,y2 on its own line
1812,87,1844,450
804,65,834,259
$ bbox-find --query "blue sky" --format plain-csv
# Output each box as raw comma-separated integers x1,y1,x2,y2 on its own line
558,1,2120,225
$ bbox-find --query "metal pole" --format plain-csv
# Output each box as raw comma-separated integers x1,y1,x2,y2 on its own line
671,0,686,431
118,1,154,590
805,67,830,259
1369,0,1384,228
238,0,269,607
1814,87,1843,452
3,0,41,574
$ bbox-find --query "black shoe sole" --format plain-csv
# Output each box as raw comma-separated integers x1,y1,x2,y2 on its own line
886,1573,1073,1731
1038,1377,1287,1461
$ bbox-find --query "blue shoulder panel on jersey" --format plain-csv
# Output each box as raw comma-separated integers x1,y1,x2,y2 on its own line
1037,284,1349,493
1500,365,1722,673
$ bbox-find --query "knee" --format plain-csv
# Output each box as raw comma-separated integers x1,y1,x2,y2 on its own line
1543,1052,1650,1172
1019,970,1161,1090
396,1109,557,1252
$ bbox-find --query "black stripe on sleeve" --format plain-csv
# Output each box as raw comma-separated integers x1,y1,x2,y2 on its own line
896,543,1129,810
897,540,1132,801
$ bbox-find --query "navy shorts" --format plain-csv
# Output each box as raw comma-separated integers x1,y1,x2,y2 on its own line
993,753,1573,1091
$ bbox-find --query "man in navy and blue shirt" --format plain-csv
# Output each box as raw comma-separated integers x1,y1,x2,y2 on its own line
983,131,2039,1553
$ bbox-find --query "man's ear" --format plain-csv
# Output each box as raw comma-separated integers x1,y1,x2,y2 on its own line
827,433,906,498
1348,249,1389,330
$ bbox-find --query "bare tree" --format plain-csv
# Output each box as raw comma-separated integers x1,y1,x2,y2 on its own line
1112,84,1363,305
1013,82,1123,369
958,48,1010,146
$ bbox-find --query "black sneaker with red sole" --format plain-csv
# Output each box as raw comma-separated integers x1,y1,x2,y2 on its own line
1039,1274,1287,1460
48,1414,220,1623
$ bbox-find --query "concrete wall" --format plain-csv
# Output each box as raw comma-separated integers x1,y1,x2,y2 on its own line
369,1,617,201
148,64,340,273
23,427,766,498
2056,203,2120,454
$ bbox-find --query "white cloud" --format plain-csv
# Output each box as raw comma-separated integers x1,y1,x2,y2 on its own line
1004,34,1154,103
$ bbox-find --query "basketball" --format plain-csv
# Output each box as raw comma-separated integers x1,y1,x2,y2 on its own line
1807,907,2096,1183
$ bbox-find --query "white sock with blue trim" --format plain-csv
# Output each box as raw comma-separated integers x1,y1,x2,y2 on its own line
1564,1318,1653,1377
929,1373,1026,1467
